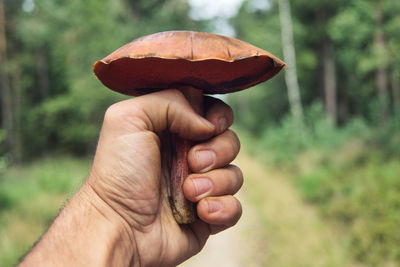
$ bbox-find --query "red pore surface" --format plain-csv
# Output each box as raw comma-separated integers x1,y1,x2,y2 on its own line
93,31,285,96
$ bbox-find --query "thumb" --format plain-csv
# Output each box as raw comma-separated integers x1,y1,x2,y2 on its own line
108,89,215,140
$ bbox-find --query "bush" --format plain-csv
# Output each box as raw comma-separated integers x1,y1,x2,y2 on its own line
0,156,90,266
243,104,400,266
258,102,369,165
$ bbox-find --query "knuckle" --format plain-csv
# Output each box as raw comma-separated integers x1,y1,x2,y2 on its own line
229,165,244,189
224,130,241,155
226,197,242,226
225,104,234,121
234,198,243,220
163,88,185,102
221,169,235,191
104,100,148,129
104,103,125,123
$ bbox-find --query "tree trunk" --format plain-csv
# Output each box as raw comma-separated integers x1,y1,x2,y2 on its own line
392,72,400,113
36,49,50,100
11,57,22,162
322,38,337,125
374,0,389,121
278,0,303,125
0,0,15,158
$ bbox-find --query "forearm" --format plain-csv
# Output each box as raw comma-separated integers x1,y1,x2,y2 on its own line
19,183,136,267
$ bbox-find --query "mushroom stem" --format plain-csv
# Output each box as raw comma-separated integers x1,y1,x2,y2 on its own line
169,86,203,224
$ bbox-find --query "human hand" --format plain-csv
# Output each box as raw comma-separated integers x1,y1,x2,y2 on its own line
20,89,242,267
88,89,242,266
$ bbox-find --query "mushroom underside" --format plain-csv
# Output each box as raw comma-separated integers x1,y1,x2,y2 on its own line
94,56,283,96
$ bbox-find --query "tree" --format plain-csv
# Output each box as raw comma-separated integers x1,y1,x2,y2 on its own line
278,0,303,125
0,0,204,160
229,0,289,133
0,0,14,160
374,0,389,121
290,0,342,124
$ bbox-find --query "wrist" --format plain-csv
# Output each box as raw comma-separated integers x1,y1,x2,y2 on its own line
20,183,137,267
79,183,137,266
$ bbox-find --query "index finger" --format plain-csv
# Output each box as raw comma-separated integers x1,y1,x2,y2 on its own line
204,96,234,134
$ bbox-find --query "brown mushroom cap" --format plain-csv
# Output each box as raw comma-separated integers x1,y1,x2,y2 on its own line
93,31,285,96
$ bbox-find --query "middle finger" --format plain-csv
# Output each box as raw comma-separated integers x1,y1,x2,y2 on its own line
188,129,240,173
183,164,243,202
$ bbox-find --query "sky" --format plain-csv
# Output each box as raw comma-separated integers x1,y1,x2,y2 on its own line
22,0,35,12
187,0,243,37
187,0,243,20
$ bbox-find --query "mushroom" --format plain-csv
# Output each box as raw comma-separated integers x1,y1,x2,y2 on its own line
93,31,285,224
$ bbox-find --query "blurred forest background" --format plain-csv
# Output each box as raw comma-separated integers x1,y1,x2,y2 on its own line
1,0,400,266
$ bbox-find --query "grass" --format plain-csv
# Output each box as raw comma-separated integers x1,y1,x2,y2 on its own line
0,156,90,267
236,146,354,267
237,109,400,266
295,144,400,266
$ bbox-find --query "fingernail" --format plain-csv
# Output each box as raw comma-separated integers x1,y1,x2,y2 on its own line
195,150,216,172
218,117,227,132
207,199,222,213
192,178,212,196
201,118,215,130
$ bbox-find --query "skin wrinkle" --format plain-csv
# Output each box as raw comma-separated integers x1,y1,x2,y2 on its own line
224,166,237,193
226,130,241,155
232,197,242,226
143,102,162,132
105,187,158,231
180,227,199,264
134,225,164,266
115,135,156,178
221,196,241,228
165,99,172,133
159,218,175,266
83,191,114,225
140,90,198,135
231,164,244,192
162,90,214,139
187,225,204,252
104,105,149,137
87,182,136,242
103,132,162,230
91,156,160,231
107,191,155,232
166,91,187,134
125,114,151,133
115,99,155,132
61,186,134,266
126,105,154,132
189,130,239,173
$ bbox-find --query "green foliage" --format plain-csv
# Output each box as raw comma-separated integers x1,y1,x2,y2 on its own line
0,156,89,266
298,142,400,265
253,102,369,164
244,107,400,265
0,156,89,211
229,0,400,130
1,0,400,265
1,0,204,159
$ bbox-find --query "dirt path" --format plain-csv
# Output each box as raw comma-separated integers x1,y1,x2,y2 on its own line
180,152,352,267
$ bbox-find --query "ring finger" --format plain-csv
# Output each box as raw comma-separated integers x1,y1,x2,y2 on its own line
183,165,243,202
